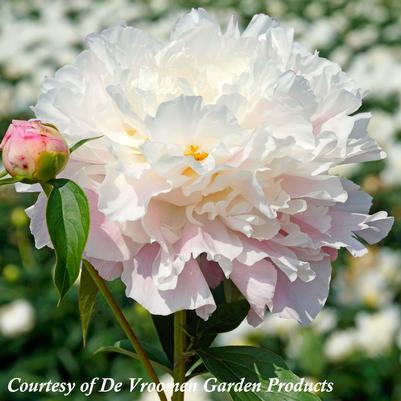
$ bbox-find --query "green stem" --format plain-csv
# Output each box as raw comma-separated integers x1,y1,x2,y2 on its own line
172,310,187,401
40,182,53,196
83,262,168,401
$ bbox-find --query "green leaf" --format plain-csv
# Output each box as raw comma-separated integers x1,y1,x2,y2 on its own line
70,135,103,153
79,260,98,346
198,346,286,383
189,300,249,348
46,178,90,301
295,330,326,377
96,339,172,374
186,361,208,378
257,367,322,401
0,177,20,186
0,169,8,179
197,346,321,401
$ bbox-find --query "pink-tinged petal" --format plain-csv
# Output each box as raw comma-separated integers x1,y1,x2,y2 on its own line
198,255,225,289
177,219,243,272
354,211,394,245
334,179,372,213
84,191,131,262
25,192,52,249
239,236,316,283
230,259,277,326
343,114,386,164
322,246,338,261
281,175,348,202
271,258,331,325
26,190,131,265
327,210,393,257
122,244,216,318
313,89,361,133
98,167,171,222
87,258,123,281
142,200,187,243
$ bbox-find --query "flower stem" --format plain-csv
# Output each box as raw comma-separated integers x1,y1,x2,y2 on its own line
40,182,53,196
83,261,168,401
172,310,187,401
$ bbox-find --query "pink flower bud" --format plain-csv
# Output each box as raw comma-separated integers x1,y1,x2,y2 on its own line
0,120,70,183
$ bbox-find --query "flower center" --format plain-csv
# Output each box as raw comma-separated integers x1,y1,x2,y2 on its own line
184,144,208,161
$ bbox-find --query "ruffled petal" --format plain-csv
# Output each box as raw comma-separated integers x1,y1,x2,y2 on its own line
122,244,216,318
87,258,123,281
230,259,277,326
271,258,331,325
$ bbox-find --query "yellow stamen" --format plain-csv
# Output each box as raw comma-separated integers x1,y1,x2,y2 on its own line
184,144,208,161
125,127,138,137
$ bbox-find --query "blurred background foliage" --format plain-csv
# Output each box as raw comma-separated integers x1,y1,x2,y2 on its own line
1,0,401,400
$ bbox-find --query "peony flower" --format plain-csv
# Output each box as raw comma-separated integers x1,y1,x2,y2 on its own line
324,329,358,362
0,299,35,338
354,307,400,357
1,120,69,183
24,9,393,325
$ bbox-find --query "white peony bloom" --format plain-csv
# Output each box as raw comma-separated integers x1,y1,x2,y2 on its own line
311,308,338,334
334,248,401,308
381,142,401,185
348,46,401,96
0,299,35,338
368,111,399,150
325,329,358,361
354,307,401,357
216,319,255,346
260,314,299,339
25,9,392,325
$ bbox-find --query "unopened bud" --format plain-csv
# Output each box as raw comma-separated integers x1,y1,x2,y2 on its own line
0,120,69,183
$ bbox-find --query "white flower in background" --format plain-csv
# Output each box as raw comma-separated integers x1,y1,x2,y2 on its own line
217,320,255,346
381,142,401,185
325,329,358,361
368,111,399,150
0,0,155,116
0,299,35,338
348,46,401,96
299,18,337,51
345,0,389,24
346,26,379,50
217,306,337,345
303,2,325,19
334,248,401,308
23,9,392,325
312,308,338,334
383,21,401,42
261,314,299,339
354,307,400,357
330,46,352,68
379,248,401,284
357,274,392,307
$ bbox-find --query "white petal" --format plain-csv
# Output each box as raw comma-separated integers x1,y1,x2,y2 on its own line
271,258,331,325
